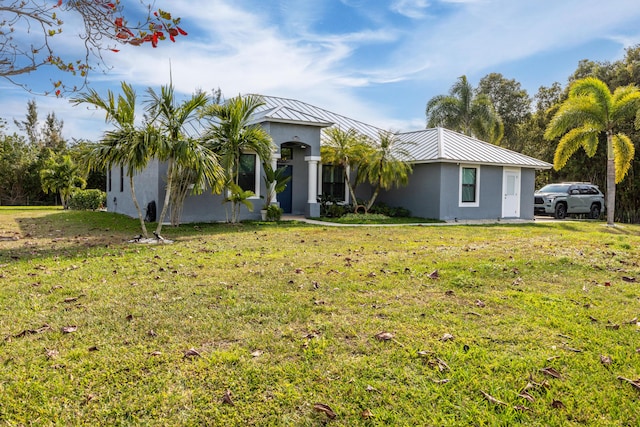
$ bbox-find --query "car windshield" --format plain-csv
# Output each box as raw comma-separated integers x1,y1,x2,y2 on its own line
538,184,570,193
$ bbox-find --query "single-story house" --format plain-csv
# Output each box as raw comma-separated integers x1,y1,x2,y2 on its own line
106,95,552,223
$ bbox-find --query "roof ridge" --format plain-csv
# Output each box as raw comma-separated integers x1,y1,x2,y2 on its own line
254,94,387,134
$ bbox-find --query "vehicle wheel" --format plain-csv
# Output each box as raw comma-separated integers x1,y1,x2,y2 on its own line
554,203,567,219
589,203,601,219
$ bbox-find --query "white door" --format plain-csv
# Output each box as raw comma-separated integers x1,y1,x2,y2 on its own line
502,168,520,218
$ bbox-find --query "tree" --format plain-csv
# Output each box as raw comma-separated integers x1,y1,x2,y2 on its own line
358,131,413,212
320,127,371,210
477,73,531,151
426,75,504,144
72,82,153,237
544,77,640,226
40,154,86,208
262,162,291,208
145,84,224,230
202,95,273,223
1,1,186,94
0,131,36,205
13,100,41,144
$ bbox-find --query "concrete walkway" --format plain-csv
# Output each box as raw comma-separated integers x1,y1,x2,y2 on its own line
282,215,539,227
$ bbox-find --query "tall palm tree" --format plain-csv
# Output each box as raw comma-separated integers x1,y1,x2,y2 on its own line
145,84,224,231
320,127,371,210
358,131,414,212
426,75,504,144
544,77,640,226
201,94,273,222
72,82,154,237
40,154,86,209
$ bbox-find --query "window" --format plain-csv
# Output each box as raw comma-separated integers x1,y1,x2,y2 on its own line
459,165,479,206
238,153,257,193
120,165,124,192
108,169,112,192
280,147,293,162
322,165,345,201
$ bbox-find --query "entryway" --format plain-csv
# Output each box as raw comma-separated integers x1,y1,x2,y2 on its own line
502,168,521,218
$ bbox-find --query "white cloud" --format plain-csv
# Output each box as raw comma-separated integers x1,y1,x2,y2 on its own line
391,0,430,19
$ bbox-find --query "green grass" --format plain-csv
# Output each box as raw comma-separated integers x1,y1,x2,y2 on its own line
1,207,640,426
311,213,440,224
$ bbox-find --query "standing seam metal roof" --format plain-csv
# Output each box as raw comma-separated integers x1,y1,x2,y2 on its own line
252,95,552,169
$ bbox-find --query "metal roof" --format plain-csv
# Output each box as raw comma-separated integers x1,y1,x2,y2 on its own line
250,105,333,127
398,128,552,169
255,95,383,139
252,95,552,170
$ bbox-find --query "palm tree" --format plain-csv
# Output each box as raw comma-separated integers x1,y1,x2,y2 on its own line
72,82,154,237
544,77,640,226
320,127,372,210
426,75,504,144
358,131,413,212
40,154,86,209
201,94,273,223
145,84,224,231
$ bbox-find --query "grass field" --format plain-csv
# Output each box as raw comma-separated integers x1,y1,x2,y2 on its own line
1,207,639,426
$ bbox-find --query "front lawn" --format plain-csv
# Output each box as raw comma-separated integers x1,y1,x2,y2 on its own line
1,207,639,426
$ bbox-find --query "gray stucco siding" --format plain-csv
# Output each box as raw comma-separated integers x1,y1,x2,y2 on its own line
439,163,502,221
265,122,322,157
373,163,442,220
519,168,535,220
107,159,161,221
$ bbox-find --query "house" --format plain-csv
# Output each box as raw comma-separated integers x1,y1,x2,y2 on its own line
106,95,552,223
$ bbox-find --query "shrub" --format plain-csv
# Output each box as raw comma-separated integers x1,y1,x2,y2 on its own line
369,202,411,217
318,194,352,218
68,189,106,211
265,204,283,221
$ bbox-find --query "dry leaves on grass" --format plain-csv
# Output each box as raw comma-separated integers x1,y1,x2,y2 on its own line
183,348,201,359
600,354,612,367
221,389,234,406
618,376,640,392
540,367,562,379
361,409,374,419
480,390,506,406
313,403,336,419
9,324,51,339
374,331,405,347
61,326,78,334
440,333,455,342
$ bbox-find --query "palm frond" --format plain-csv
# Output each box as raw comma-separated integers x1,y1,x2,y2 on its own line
553,126,599,170
612,133,635,183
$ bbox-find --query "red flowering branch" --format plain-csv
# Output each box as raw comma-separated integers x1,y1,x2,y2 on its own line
0,0,187,95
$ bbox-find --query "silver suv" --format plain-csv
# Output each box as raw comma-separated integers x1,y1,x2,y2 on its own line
534,183,605,219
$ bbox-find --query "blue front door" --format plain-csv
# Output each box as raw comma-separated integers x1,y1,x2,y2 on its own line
279,165,293,213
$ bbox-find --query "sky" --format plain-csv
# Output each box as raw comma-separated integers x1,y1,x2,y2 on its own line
2,0,640,142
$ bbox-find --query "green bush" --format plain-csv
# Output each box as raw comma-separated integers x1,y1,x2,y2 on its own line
265,204,283,221
68,189,106,211
369,202,411,217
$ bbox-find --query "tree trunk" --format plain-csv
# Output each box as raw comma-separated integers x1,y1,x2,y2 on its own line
155,158,174,235
344,167,358,211
366,186,381,213
130,174,148,238
606,132,616,226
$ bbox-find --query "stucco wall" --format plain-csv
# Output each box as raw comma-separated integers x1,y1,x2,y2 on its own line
520,168,535,220
107,159,161,221
372,163,537,221
373,163,442,220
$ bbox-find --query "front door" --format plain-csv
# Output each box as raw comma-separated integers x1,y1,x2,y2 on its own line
502,168,520,218
279,165,293,213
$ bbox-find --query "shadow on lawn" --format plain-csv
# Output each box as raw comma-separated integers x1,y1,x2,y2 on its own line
0,209,309,262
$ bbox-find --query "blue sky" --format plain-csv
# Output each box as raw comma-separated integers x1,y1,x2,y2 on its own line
2,0,640,142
